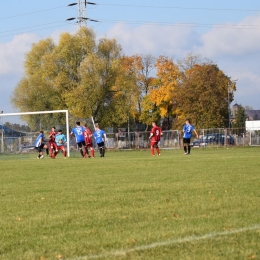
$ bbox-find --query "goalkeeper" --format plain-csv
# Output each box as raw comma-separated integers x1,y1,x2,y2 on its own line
53,129,67,158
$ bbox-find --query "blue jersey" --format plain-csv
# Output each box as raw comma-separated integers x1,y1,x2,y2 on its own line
71,126,85,143
35,133,44,147
183,124,195,139
55,133,67,147
94,129,105,144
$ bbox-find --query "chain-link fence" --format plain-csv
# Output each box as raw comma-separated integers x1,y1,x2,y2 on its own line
190,127,260,147
104,130,180,149
1,127,260,155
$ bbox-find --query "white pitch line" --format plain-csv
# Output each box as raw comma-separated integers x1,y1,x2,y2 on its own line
65,224,260,260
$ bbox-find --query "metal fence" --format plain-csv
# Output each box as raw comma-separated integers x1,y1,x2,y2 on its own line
0,127,259,155
193,127,260,147
105,130,180,149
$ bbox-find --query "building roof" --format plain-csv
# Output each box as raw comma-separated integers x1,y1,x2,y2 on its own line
245,110,260,120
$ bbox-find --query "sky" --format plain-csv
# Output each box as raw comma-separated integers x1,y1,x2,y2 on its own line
1,0,260,118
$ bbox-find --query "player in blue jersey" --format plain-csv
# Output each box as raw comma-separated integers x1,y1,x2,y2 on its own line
35,130,49,159
52,130,67,158
70,122,86,158
93,123,107,157
182,119,198,155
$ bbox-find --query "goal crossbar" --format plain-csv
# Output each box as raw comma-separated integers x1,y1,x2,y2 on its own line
0,110,70,157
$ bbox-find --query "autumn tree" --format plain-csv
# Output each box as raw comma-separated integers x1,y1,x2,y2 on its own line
141,56,179,129
121,54,156,124
64,38,139,127
10,38,65,129
11,27,138,129
175,63,236,129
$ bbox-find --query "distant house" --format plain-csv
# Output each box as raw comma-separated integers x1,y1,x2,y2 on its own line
231,104,260,122
245,110,260,121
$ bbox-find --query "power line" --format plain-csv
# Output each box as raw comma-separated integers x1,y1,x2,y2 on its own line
0,3,257,23
0,23,75,39
96,19,260,30
98,3,260,12
0,21,66,35
1,19,259,39
0,5,67,21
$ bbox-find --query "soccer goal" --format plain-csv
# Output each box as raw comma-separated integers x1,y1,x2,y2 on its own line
0,110,71,157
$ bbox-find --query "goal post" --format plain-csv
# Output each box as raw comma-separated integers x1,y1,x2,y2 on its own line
0,110,71,157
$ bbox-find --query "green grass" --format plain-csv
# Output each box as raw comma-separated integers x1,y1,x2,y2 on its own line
0,147,260,260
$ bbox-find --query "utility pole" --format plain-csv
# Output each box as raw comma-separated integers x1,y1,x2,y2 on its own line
67,1,98,28
228,79,238,130
78,0,87,27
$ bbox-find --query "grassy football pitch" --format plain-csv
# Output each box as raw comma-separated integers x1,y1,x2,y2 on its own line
0,147,260,260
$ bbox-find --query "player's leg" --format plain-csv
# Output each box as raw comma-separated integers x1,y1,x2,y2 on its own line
84,144,90,158
97,143,102,157
45,144,49,156
98,142,105,157
62,147,67,158
155,143,161,155
83,146,87,157
53,142,58,152
102,145,105,157
187,138,191,154
78,142,84,158
183,138,188,154
38,144,45,159
150,141,155,156
90,146,95,158
49,142,53,157
100,142,105,157
36,146,41,159
87,148,91,158
52,146,59,158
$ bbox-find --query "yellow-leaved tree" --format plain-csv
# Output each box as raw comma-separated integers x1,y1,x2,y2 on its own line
141,56,180,129
11,27,139,129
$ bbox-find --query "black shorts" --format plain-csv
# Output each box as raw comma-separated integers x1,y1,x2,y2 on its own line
35,143,45,152
183,138,191,144
97,142,105,148
77,141,86,148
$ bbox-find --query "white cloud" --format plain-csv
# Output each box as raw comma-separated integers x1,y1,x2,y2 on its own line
196,13,260,57
106,23,200,57
0,33,39,76
105,18,260,109
1,14,260,112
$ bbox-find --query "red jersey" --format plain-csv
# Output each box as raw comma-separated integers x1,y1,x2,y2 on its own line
84,128,93,145
150,126,162,142
49,131,57,143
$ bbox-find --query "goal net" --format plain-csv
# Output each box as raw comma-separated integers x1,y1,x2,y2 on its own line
0,110,70,157
0,110,96,158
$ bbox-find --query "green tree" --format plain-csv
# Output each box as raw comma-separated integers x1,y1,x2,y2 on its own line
11,27,137,129
233,106,247,128
64,38,139,127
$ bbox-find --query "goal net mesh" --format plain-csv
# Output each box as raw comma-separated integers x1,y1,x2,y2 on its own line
0,110,95,157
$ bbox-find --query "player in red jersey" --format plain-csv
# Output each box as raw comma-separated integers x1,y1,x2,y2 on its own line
49,126,57,157
83,123,95,158
149,122,163,156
